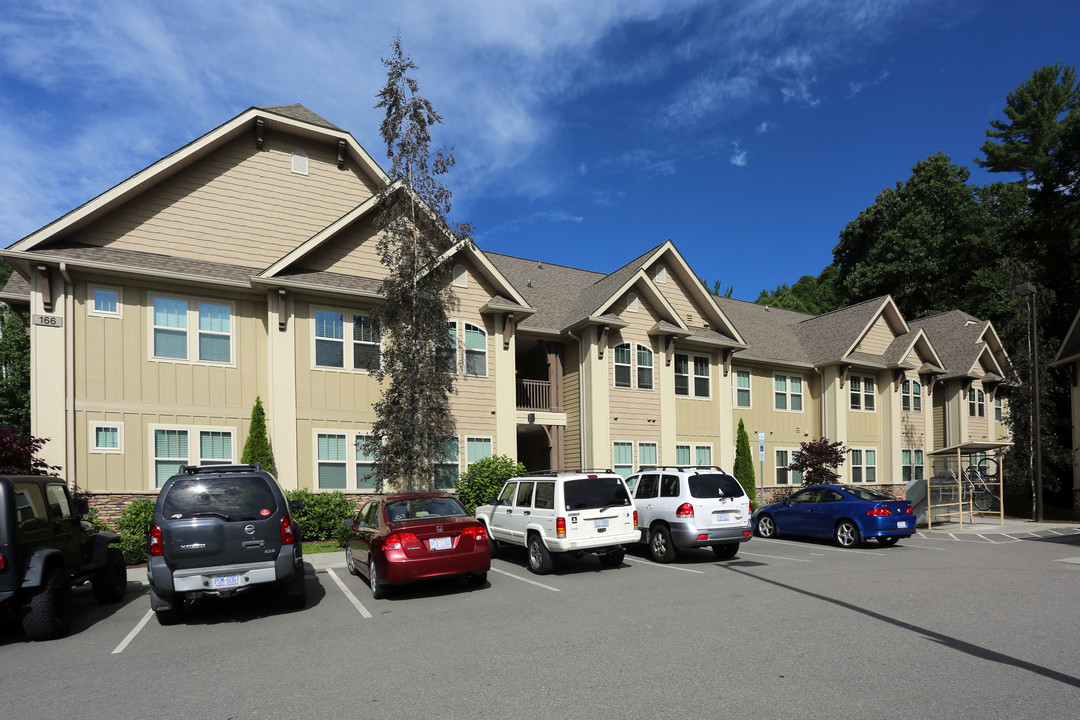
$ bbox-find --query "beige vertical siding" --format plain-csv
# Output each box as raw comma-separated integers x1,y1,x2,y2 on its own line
563,341,582,469
732,366,818,487
606,292,663,464
76,134,378,269
932,389,946,450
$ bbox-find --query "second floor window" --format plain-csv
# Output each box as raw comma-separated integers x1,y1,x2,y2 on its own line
637,344,654,390
153,296,232,364
614,343,632,388
315,309,381,371
901,379,922,412
969,388,986,417
850,375,875,411
675,353,711,398
774,374,803,411
464,323,487,376
734,369,751,408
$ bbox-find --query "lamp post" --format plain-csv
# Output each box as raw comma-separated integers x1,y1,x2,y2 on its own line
1014,282,1044,522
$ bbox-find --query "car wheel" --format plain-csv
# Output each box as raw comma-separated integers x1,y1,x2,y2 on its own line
466,571,487,587
834,520,862,548
712,543,739,560
92,547,128,604
877,536,900,547
22,566,73,641
489,537,500,557
649,525,677,563
599,549,624,568
368,556,386,599
345,546,358,576
756,514,777,539
527,534,554,575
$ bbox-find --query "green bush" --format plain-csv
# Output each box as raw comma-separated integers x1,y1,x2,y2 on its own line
116,497,156,565
285,488,355,542
457,455,526,515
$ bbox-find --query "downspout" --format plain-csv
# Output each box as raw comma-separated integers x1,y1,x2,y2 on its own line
60,262,76,491
815,366,827,440
567,329,583,469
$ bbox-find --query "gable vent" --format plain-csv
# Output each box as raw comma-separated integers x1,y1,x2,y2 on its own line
291,150,309,175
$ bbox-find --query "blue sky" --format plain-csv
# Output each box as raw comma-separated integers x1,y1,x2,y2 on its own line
1,0,1077,301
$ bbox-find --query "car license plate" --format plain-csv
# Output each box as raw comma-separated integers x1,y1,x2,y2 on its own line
213,574,240,589
896,521,908,529
595,518,609,528
714,512,731,522
429,536,452,551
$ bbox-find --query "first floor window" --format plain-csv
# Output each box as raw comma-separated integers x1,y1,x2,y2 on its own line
317,434,347,490
91,287,120,316
695,445,712,467
92,424,122,452
613,442,634,478
901,449,924,483
435,437,460,489
775,450,803,485
199,431,232,465
850,448,877,483
466,437,492,467
638,442,658,468
154,429,189,488
676,445,691,465
355,435,377,490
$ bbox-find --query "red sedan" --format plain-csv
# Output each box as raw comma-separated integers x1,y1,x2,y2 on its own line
343,492,490,598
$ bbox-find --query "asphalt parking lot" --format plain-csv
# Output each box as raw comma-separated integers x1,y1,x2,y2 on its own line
3,522,1079,720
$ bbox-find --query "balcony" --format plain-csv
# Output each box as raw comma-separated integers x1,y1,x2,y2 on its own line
517,379,551,411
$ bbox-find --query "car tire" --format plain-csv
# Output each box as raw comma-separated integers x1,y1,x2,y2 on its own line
599,549,624,568
281,570,307,610
527,534,554,575
877,536,900,547
345,546,358,576
489,537,500,557
834,520,862,548
712,543,739,560
368,556,387,599
756,514,778,539
92,547,128,604
22,566,73,641
649,525,677,563
466,571,487,587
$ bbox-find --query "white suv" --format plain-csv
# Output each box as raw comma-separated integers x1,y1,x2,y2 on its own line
626,466,752,563
474,471,638,575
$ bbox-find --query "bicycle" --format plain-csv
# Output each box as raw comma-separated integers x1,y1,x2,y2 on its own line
962,464,1000,512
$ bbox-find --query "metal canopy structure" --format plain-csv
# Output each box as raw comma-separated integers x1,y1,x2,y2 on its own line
926,441,1012,529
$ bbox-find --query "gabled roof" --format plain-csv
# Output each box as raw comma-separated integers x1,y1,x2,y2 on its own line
909,310,1011,381
0,271,30,306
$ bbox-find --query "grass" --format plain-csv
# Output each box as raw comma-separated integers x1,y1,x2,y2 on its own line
302,539,342,554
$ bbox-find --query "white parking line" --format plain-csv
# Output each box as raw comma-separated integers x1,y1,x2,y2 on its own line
757,538,886,556
326,568,372,618
1046,529,1063,536
738,551,812,563
624,557,705,573
111,609,153,655
976,534,998,543
489,567,561,591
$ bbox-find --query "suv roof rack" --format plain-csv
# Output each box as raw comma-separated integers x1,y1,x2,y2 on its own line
180,463,263,475
524,468,617,477
636,465,731,474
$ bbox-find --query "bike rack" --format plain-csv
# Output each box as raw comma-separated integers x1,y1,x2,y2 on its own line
925,442,1010,529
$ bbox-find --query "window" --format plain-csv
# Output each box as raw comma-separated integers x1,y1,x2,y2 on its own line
89,285,121,317
775,449,803,485
153,297,188,360
317,434,347,490
995,397,1003,422
435,437,459,490
901,449,924,483
734,369,751,408
654,265,667,283
676,445,691,465
153,429,188,488
199,431,232,465
464,323,487,376
198,302,231,363
291,150,308,175
675,353,710,398
969,388,986,417
638,442,657,468
850,448,877,483
902,379,922,412
626,293,639,312
315,308,381,372
355,435,377,490
466,437,492,467
695,445,712,466
613,441,634,478
439,321,458,373
452,264,467,287
774,374,803,411
151,296,234,364
151,426,235,487
614,343,632,388
90,423,123,453
637,344,654,390
850,375,876,411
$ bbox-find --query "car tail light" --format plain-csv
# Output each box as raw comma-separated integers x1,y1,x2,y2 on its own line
384,532,418,550
696,534,708,541
743,530,752,538
904,506,914,515
280,514,296,545
556,517,566,538
866,507,893,516
0,553,6,571
633,510,638,528
463,525,487,541
676,503,694,519
149,523,163,556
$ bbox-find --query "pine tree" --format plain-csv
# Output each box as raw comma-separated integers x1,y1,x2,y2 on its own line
241,396,275,476
733,420,757,505
367,34,468,492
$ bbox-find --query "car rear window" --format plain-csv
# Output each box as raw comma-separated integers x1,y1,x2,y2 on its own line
689,473,745,499
161,476,278,521
845,487,896,502
563,477,632,510
386,496,469,521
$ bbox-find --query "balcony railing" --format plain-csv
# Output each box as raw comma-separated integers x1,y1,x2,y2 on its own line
517,379,551,411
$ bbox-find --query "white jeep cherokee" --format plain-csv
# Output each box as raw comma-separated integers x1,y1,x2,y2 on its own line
474,471,638,574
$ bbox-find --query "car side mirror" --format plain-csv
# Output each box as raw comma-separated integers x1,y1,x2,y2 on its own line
74,497,90,517
486,496,498,506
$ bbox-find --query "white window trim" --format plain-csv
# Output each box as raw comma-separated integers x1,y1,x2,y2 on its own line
636,343,654,391
675,353,712,400
626,293,639,312
774,448,803,486
901,379,923,413
148,424,237,490
463,322,489,378
733,367,752,409
88,284,123,319
773,373,804,413
89,422,124,454
637,441,658,469
849,375,877,412
692,443,714,466
311,305,382,374
465,436,493,468
654,265,667,283
291,150,309,175
442,320,460,375
968,387,986,418
675,444,691,465
849,447,878,483
148,293,236,368
452,264,468,287
901,448,925,483
313,429,384,493
613,440,634,477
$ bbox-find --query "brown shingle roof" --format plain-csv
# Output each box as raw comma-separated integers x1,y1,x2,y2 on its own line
257,104,343,131
30,243,259,284
909,310,988,379
0,271,30,304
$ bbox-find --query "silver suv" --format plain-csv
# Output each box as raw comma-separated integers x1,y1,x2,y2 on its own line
626,466,752,562
474,470,638,575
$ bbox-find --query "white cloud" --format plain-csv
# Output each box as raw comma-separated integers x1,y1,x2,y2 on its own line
730,142,748,167
756,120,775,134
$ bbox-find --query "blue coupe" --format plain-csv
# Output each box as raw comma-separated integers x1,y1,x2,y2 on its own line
753,485,915,548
